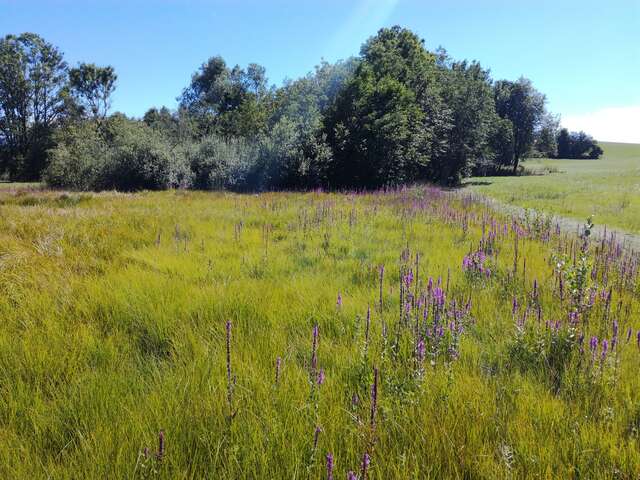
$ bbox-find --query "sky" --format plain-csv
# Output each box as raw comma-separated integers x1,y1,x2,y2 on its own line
2,0,639,142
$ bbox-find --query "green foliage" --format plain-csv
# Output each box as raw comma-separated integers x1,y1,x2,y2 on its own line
557,128,603,159
68,63,117,120
187,134,257,190
0,32,68,180
2,26,600,190
324,26,442,187
494,78,546,172
45,116,191,191
431,51,496,184
179,56,272,138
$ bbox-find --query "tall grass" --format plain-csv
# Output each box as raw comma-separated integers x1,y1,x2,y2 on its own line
0,186,638,478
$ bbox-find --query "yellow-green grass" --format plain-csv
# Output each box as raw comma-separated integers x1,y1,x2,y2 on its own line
467,142,640,233
0,188,638,478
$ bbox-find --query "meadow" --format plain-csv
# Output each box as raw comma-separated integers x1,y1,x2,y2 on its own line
0,185,639,478
467,142,640,234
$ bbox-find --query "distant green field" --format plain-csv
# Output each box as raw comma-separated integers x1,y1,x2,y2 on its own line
467,142,640,233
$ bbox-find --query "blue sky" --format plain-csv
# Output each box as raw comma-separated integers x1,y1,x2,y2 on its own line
2,0,639,141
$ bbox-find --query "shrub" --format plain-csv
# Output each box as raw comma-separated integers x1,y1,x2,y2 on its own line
45,117,192,191
187,135,258,190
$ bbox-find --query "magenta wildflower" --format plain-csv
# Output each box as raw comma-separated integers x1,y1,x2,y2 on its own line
326,453,334,480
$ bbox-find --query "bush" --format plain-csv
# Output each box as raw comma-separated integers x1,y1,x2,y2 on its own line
188,135,258,190
45,117,192,191
44,122,110,190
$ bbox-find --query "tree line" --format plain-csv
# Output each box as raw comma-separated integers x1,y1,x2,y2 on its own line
0,27,603,190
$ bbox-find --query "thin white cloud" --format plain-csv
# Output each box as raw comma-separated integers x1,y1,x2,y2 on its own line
561,105,640,143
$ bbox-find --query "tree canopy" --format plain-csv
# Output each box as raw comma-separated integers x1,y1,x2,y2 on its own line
0,27,603,189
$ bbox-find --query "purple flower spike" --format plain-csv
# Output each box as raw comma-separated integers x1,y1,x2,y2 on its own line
361,453,371,478
326,453,334,480
347,472,357,480
317,368,325,385
337,293,343,308
601,339,609,360
416,339,426,362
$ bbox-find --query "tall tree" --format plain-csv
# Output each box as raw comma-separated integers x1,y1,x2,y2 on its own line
68,63,117,121
179,56,272,137
535,113,560,158
324,26,445,188
433,50,496,184
493,78,546,173
0,33,68,179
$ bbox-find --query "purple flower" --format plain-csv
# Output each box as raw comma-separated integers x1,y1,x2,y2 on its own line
337,293,343,308
601,339,609,360
433,287,445,308
416,339,426,362
317,368,325,385
512,296,519,315
568,311,578,326
347,472,357,480
326,453,334,480
361,453,371,478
